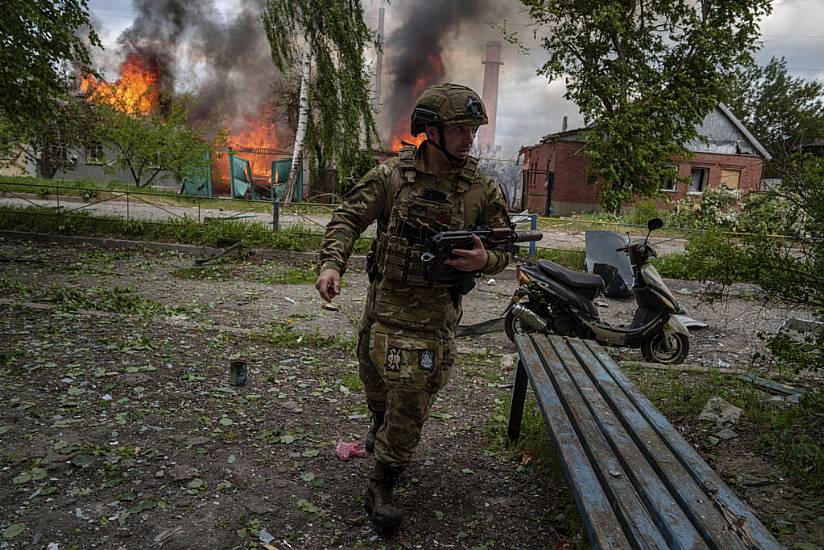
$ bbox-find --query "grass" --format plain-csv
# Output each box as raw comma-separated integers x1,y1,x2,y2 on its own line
0,205,371,253
45,285,187,316
0,175,339,216
623,364,824,491
250,320,356,352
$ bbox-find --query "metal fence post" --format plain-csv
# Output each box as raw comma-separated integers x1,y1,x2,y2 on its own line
55,181,60,223
272,197,280,232
529,213,538,257
197,197,201,224
126,191,130,222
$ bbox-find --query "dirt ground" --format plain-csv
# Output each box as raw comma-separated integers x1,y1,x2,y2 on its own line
0,237,821,550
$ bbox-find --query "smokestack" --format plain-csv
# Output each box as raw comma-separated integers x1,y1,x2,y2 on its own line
477,40,502,155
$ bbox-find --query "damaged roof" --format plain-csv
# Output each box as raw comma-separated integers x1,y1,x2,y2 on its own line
537,104,771,160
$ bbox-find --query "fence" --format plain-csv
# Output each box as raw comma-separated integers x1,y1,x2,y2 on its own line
0,179,338,239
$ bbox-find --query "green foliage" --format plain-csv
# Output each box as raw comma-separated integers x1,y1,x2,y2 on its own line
668,187,743,231
261,0,378,182
627,365,824,490
519,0,771,211
0,205,370,253
533,248,586,271
0,0,100,135
94,96,213,187
681,154,824,371
624,199,663,227
45,285,184,316
728,56,824,175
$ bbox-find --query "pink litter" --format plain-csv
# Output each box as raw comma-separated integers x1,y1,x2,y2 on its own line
335,440,367,460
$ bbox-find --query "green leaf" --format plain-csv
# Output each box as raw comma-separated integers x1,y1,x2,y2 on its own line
227,454,236,464
434,510,444,520
430,412,453,420
0,426,10,435
187,478,204,489
72,454,94,468
301,449,319,458
30,468,47,481
2,523,25,539
300,472,316,482
461,468,475,475
67,386,85,396
12,472,31,485
297,498,318,515
219,416,233,427
279,434,296,444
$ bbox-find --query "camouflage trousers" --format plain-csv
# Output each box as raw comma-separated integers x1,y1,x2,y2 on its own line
356,312,457,472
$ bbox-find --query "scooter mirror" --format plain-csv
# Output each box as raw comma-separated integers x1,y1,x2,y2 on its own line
647,218,664,231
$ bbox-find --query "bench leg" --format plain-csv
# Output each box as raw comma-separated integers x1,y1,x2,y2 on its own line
506,359,528,445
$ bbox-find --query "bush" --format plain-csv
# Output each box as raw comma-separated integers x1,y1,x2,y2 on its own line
624,199,663,226
668,186,741,230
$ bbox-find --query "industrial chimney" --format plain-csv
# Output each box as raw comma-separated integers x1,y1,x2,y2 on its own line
477,40,502,155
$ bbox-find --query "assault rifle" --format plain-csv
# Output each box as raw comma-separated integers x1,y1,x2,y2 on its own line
421,226,543,293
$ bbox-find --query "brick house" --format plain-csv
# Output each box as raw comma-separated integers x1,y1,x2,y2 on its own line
518,104,771,215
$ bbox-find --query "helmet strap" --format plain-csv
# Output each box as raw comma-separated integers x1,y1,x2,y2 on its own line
428,126,463,164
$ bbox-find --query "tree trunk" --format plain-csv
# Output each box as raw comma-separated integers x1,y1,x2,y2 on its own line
283,45,311,206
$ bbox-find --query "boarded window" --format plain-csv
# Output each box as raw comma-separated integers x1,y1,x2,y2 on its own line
689,167,708,193
86,142,105,165
719,169,741,190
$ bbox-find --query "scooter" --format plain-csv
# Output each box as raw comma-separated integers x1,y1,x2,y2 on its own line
504,218,689,364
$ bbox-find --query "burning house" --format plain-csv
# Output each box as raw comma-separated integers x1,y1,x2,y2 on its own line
28,0,297,198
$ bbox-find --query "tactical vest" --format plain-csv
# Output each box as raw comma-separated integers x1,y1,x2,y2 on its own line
369,146,482,332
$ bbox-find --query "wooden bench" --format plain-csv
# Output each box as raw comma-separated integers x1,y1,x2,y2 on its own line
507,333,780,550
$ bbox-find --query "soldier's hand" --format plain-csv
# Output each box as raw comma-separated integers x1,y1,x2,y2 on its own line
316,269,341,302
443,235,489,272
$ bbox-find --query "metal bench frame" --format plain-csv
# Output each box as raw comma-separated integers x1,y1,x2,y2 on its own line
507,333,780,550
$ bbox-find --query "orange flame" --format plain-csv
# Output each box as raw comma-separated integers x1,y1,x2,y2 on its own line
81,53,161,115
389,53,445,152
228,115,280,178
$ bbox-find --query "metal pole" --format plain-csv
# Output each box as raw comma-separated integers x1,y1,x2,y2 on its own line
55,181,60,224
197,197,201,224
126,191,130,222
529,214,537,257
272,197,280,232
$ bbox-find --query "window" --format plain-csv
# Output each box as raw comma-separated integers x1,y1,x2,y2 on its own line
86,142,105,165
660,166,678,192
689,167,708,193
719,169,741,190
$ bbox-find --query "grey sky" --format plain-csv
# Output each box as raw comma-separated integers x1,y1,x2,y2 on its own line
88,0,824,155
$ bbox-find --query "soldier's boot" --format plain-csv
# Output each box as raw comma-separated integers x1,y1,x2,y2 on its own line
364,411,385,454
363,462,402,532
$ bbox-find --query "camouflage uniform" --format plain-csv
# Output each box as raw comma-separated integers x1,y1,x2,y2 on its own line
319,140,511,471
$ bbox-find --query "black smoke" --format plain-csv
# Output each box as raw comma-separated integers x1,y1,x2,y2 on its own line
114,0,278,134
381,0,510,144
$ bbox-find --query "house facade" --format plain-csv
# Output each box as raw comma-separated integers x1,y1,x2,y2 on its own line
519,104,771,215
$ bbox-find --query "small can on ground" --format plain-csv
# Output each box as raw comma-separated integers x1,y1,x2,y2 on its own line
229,360,248,386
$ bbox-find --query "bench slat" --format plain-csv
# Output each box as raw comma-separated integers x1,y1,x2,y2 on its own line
545,335,710,549
565,338,751,550
514,333,633,550
583,340,781,550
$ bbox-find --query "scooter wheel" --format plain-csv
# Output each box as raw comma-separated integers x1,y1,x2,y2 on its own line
641,332,689,364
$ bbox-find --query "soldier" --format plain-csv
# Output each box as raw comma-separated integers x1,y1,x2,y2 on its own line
315,83,512,532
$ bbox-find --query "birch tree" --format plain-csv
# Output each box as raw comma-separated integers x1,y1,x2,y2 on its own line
261,0,378,200
282,46,312,204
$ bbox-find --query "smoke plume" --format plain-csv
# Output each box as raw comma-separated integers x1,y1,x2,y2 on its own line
381,0,513,145
113,0,279,135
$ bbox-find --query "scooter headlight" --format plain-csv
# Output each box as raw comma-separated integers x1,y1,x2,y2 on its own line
516,264,532,285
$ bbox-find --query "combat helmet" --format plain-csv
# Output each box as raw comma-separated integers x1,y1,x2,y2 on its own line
410,83,488,137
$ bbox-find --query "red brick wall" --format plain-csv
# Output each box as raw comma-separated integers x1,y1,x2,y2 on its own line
522,142,764,214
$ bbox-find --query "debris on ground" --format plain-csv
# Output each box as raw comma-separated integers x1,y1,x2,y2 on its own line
698,397,742,426
334,440,367,461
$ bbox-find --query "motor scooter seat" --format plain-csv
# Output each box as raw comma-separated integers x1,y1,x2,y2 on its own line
538,260,605,290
